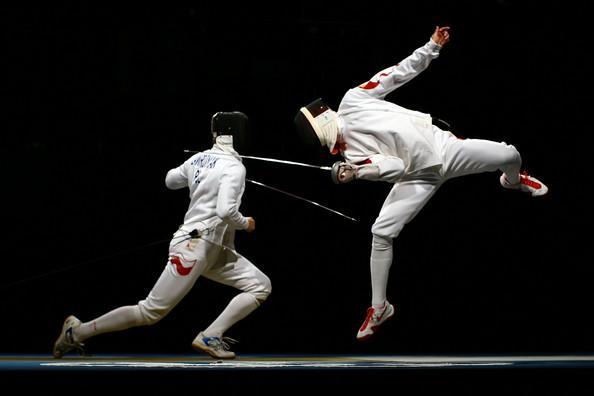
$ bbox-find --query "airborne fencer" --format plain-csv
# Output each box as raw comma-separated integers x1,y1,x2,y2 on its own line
295,26,548,341
53,112,271,359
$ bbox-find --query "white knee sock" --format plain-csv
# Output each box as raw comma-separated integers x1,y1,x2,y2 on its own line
370,236,393,308
502,170,521,185
501,145,522,184
73,305,143,342
203,292,260,338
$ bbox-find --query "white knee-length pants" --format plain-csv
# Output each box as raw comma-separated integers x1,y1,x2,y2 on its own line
136,227,271,324
371,127,521,240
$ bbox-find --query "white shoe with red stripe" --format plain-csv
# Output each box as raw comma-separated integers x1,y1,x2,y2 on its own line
500,171,548,197
356,301,395,341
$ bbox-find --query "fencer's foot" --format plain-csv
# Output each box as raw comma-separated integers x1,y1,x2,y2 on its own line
192,332,237,359
53,315,85,358
356,301,395,341
500,171,548,197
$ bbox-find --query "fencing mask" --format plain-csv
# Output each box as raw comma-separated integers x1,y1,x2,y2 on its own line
211,111,250,152
294,98,339,152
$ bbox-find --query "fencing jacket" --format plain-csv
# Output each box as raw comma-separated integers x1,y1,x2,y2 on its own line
165,143,249,244
337,39,443,181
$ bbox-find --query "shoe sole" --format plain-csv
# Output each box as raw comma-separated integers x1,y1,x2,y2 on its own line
530,186,549,197
191,343,236,360
501,184,549,197
356,306,396,342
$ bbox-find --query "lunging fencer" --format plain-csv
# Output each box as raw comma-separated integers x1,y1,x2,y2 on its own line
53,112,271,359
295,26,548,341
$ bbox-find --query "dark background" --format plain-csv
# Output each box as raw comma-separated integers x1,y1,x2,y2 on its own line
0,2,591,357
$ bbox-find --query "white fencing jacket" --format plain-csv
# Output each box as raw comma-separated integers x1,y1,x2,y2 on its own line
165,143,249,244
337,39,443,182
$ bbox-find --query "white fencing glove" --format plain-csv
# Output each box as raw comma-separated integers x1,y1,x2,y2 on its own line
331,161,357,184
331,161,380,184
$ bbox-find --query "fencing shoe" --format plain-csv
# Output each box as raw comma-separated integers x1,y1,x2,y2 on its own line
53,315,85,358
356,301,395,341
500,171,548,197
192,332,237,359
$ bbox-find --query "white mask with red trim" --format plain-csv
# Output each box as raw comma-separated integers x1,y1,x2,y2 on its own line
297,98,339,152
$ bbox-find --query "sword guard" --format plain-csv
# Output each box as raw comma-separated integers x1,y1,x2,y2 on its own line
331,161,357,184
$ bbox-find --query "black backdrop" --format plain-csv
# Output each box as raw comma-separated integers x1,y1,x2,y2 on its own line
1,2,591,356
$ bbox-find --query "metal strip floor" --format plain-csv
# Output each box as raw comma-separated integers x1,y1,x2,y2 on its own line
3,354,594,370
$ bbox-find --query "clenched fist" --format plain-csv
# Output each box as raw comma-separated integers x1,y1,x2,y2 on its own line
432,26,451,47
246,217,256,232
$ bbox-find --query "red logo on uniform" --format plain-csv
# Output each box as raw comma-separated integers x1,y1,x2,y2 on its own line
169,255,196,276
358,65,399,90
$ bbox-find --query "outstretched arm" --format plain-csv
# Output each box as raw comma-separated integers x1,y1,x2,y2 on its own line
358,26,451,99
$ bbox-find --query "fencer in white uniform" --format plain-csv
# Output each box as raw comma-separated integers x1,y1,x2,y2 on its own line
295,26,547,341
53,112,271,359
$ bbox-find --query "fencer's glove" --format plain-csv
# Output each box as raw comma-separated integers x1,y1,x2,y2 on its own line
331,161,358,184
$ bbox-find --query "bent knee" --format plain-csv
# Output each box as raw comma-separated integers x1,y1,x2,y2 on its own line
372,234,393,251
252,274,272,303
498,143,521,167
371,219,404,241
137,300,171,326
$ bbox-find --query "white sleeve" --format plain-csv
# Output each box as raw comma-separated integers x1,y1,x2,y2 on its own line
356,39,441,99
216,163,249,230
355,154,405,183
165,163,189,190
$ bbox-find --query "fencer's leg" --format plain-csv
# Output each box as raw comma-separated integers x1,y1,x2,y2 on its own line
440,136,522,183
499,145,522,184
370,235,393,308
357,180,439,340
369,180,439,306
201,251,271,338
73,240,214,343
74,306,144,342
439,135,548,195
73,263,204,342
202,293,261,338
